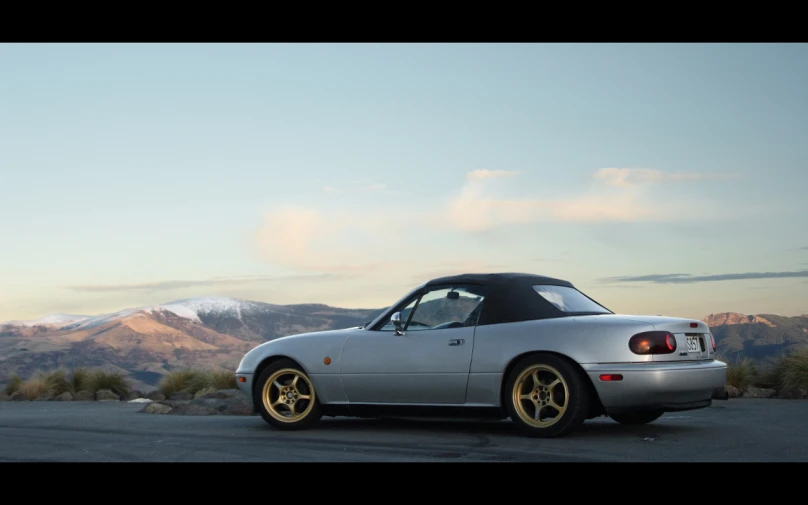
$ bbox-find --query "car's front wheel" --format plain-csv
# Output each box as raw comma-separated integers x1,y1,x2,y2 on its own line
504,354,591,438
254,359,323,430
608,410,664,425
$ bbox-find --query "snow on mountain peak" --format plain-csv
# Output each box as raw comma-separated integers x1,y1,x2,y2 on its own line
150,297,254,322
67,308,142,330
3,297,264,329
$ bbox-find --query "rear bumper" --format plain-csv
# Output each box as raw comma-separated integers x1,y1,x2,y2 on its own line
582,359,727,413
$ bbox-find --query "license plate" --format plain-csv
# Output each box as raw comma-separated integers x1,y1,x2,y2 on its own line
686,336,702,353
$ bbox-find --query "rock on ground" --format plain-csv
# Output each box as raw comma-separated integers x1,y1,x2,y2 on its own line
194,387,216,399
198,389,244,400
74,390,95,401
35,393,55,401
126,390,143,401
55,392,74,401
10,392,25,401
95,389,120,401
744,387,777,399
146,391,166,401
140,389,254,416
141,402,172,414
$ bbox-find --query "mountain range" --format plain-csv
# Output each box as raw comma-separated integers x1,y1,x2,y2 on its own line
2,298,806,390
0,297,383,391
704,312,808,365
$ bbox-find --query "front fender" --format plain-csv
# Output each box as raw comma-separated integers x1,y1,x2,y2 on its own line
236,327,362,404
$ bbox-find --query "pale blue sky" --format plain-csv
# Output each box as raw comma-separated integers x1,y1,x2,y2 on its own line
1,43,806,321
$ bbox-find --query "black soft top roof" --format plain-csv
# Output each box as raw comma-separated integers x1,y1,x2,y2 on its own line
430,273,579,325
370,272,603,329
424,272,574,289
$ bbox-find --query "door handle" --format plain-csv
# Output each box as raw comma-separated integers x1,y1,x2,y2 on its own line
448,339,465,346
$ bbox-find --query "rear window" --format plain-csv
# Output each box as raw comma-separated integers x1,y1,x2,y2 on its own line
532,285,611,315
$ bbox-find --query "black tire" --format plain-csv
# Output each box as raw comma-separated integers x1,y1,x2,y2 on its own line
609,410,664,425
253,359,323,430
503,354,591,438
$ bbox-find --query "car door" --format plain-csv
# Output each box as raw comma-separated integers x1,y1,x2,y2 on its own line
339,284,485,405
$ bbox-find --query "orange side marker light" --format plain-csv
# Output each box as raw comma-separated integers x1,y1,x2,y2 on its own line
324,357,331,365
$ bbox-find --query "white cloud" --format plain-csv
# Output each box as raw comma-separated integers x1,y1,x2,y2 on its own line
593,168,740,187
465,169,521,181
539,187,656,222
253,167,735,274
253,206,417,275
443,167,733,230
254,207,327,270
445,169,540,232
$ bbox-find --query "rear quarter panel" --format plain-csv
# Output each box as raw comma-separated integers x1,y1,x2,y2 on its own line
465,316,655,405
470,316,655,372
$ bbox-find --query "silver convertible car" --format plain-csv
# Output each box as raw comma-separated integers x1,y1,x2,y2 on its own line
235,273,727,437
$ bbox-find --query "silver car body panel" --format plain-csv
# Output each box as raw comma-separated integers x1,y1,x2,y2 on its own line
235,273,727,414
339,325,475,404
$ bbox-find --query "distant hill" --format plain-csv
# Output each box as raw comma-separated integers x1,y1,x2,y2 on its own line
0,297,383,391
703,312,808,366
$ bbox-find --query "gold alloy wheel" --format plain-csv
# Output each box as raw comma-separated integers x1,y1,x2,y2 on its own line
261,368,316,423
511,364,569,427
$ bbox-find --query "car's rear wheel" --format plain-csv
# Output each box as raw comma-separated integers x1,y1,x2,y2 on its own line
504,354,590,438
254,359,323,430
609,410,664,425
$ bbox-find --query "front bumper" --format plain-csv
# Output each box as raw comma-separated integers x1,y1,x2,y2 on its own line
235,372,254,402
583,359,727,413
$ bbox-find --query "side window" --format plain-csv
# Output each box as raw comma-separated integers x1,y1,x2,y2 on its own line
405,285,485,331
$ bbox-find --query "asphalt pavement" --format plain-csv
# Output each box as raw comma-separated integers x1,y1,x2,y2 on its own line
0,399,806,462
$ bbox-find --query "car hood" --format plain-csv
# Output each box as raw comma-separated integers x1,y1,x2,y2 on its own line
252,325,360,349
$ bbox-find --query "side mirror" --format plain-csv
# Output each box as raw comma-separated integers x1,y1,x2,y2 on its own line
391,312,404,335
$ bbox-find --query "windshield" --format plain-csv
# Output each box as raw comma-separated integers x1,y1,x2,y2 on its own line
532,285,611,315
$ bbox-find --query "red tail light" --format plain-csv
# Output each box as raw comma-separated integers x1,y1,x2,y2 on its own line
710,333,716,352
629,331,677,355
